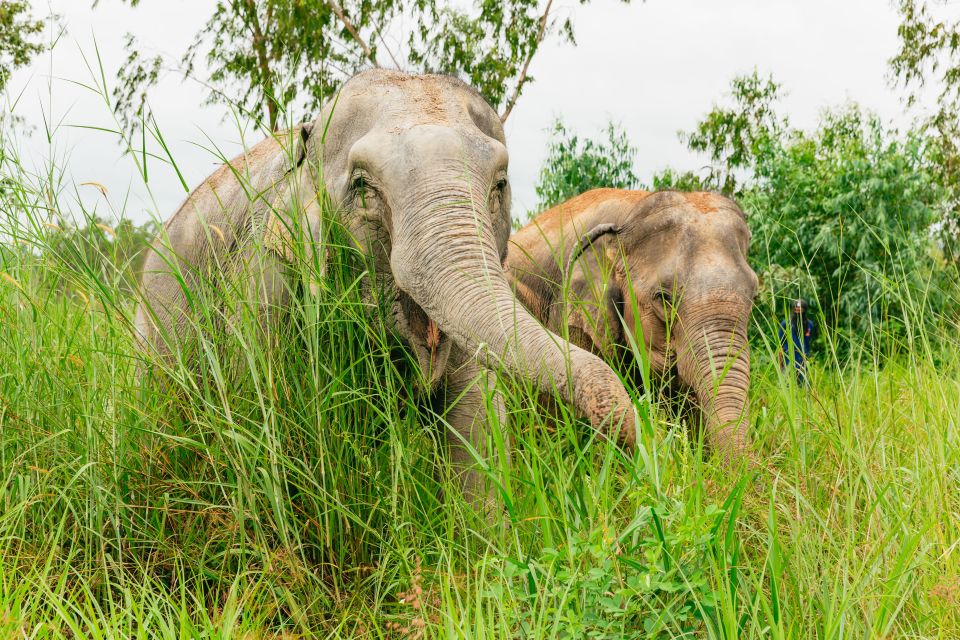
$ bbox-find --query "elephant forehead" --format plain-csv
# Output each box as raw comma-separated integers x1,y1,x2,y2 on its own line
621,215,749,276
368,72,449,113
630,207,747,249
680,192,729,214
350,126,507,182
536,189,652,235
688,211,752,254
344,69,492,128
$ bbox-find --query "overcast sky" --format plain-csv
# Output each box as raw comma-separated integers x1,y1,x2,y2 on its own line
4,0,934,225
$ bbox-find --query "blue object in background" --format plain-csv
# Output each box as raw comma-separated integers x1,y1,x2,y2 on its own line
779,299,815,385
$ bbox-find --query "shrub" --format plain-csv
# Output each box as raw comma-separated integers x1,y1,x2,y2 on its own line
534,118,639,214
678,72,957,345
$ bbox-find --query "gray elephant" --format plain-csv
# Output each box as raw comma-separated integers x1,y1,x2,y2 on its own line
506,189,758,463
134,70,636,508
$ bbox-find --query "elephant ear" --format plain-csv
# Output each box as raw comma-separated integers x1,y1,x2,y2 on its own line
559,224,624,356
261,123,324,268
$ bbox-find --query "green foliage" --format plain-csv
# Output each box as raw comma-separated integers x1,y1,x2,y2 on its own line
0,0,43,92
890,0,960,113
679,70,787,196
889,1,960,254
39,216,159,294
112,0,412,131
534,118,639,212
111,0,626,132
748,107,950,340
409,0,631,120
2,74,960,637
649,167,710,192
679,73,953,342
498,497,733,638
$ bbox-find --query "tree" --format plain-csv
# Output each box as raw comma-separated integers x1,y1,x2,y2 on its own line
678,73,952,343
743,105,947,339
649,167,710,192
0,1,43,92
890,0,960,117
890,0,960,254
409,0,631,122
534,118,638,213
110,0,411,132
678,70,787,196
109,0,631,133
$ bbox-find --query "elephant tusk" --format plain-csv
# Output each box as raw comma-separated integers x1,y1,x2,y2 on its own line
426,318,440,371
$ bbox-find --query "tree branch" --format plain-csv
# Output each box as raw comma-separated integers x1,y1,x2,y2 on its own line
237,0,277,129
328,0,379,67
499,0,553,124
371,15,401,69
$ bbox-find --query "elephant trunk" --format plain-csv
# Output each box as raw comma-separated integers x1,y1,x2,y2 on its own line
390,183,635,448
676,302,752,462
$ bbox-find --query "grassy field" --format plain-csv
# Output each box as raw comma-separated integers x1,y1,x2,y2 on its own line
2,131,959,639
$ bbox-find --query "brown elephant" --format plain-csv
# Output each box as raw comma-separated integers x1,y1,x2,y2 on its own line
134,70,636,508
506,189,758,463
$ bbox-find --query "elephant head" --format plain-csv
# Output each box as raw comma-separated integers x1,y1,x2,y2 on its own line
507,189,757,461
136,70,636,451
303,70,635,446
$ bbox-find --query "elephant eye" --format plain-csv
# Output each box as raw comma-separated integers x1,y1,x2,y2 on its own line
351,175,378,209
654,290,672,305
489,178,507,211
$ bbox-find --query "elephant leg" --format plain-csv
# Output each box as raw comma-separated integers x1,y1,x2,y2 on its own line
440,351,508,514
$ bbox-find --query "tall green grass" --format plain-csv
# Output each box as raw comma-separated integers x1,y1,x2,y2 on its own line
1,67,959,639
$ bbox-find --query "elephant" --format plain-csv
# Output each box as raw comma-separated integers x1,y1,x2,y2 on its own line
134,70,636,510
506,189,758,464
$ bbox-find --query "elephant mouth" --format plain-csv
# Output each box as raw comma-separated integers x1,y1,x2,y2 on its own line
397,291,453,389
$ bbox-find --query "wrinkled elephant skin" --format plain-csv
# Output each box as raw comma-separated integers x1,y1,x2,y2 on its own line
135,71,637,510
507,189,758,464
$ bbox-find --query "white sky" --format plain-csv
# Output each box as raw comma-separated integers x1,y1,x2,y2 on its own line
4,0,930,225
